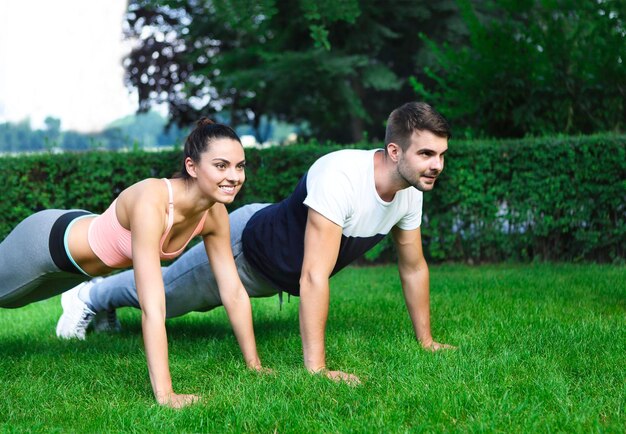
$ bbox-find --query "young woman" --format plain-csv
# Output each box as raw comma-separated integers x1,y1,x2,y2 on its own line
0,119,263,408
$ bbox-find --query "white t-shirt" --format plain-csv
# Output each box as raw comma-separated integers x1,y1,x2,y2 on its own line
304,148,423,236
242,149,423,294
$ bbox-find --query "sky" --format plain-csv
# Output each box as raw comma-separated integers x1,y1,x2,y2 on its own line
0,0,138,132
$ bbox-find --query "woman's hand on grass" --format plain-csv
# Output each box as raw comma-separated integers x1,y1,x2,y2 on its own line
156,392,200,409
248,363,274,375
421,340,457,352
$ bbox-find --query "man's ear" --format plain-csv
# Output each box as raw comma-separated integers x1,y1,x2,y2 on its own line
386,142,402,163
184,157,198,178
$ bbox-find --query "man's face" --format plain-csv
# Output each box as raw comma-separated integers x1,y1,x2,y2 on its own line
396,130,448,192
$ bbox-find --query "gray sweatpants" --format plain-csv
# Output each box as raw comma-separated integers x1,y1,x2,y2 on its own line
0,210,89,308
88,203,279,318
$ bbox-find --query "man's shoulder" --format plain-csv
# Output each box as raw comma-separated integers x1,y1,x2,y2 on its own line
310,148,377,175
316,148,376,162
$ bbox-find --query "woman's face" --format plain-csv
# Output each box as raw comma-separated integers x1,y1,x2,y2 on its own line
187,138,246,204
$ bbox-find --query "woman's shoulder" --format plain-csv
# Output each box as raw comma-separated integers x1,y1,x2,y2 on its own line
119,178,169,208
133,177,168,191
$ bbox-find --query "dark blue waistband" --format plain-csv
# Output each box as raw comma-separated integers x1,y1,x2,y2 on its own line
48,210,92,274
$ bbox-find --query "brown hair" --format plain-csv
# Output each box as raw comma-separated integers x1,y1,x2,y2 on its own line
384,102,450,151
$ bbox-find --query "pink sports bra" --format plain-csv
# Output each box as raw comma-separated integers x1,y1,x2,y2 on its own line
88,178,208,268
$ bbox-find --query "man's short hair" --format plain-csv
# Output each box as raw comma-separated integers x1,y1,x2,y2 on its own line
384,102,451,150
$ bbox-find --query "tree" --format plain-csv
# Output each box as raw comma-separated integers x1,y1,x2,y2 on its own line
123,0,464,142
61,131,91,151
411,0,626,138
0,120,47,152
44,116,61,149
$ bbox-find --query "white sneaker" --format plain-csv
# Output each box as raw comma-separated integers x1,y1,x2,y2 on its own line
56,281,97,340
93,309,121,333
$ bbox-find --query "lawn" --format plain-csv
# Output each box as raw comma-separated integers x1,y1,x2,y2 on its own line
0,264,624,432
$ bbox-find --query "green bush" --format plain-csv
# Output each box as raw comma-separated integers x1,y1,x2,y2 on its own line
423,134,625,263
1,134,624,262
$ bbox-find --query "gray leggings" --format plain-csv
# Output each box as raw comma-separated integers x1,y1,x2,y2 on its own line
0,210,90,308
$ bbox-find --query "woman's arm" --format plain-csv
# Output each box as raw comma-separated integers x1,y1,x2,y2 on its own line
203,205,263,370
129,190,198,408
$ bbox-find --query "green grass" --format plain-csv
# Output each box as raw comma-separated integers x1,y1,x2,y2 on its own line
1,264,624,432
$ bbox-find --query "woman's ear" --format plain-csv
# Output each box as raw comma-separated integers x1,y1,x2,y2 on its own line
184,157,197,178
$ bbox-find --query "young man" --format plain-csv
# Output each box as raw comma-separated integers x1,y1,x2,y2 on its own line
57,101,454,383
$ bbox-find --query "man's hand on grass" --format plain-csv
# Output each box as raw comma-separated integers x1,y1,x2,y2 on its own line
325,370,361,385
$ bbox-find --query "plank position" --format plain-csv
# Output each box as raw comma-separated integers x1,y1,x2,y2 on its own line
1,119,264,408
58,102,455,383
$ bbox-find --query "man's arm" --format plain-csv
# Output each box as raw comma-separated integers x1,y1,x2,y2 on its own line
299,208,360,384
391,226,455,351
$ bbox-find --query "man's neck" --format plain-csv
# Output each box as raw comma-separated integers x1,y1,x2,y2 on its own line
373,149,407,202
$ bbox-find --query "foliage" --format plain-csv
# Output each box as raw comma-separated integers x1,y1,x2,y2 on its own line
123,0,464,142
0,112,184,153
0,120,48,153
422,134,626,263
411,0,626,138
1,264,624,431
121,1,624,141
1,134,624,263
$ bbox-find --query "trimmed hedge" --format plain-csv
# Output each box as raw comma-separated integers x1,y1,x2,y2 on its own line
1,135,624,262
424,134,625,263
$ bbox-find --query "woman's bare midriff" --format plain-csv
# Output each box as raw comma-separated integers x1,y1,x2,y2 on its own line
67,216,122,276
